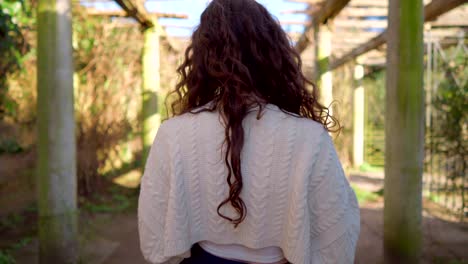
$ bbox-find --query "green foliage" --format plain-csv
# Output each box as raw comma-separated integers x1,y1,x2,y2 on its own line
0,0,34,118
9,237,32,251
82,193,133,213
363,70,386,166
0,250,15,264
0,212,25,230
359,162,384,173
430,47,467,180
0,138,23,154
432,256,468,264
0,236,33,264
363,70,386,128
351,184,381,204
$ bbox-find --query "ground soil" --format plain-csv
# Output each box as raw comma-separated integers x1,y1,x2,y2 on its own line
4,171,468,264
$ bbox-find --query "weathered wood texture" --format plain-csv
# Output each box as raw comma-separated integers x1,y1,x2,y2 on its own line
353,65,365,168
317,25,333,111
329,0,467,70
141,25,161,163
285,0,324,4
384,0,424,262
85,8,188,19
37,0,78,262
113,0,181,52
295,0,351,53
114,0,153,28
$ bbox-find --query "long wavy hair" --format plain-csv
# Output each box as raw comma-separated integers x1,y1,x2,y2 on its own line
166,0,338,227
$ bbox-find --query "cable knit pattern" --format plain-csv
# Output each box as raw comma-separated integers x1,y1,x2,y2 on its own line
138,104,360,264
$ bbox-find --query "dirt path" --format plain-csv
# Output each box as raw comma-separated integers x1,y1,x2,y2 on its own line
11,172,468,264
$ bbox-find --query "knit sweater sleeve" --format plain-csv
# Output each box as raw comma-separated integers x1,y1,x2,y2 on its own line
137,123,189,264
307,132,361,264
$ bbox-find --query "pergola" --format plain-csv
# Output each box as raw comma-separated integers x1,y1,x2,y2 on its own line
36,0,186,262
283,0,466,167
282,0,467,262
36,0,467,262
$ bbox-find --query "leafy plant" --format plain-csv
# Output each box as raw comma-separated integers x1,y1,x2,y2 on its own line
0,250,15,264
82,193,132,213
0,138,23,154
430,47,467,181
0,212,25,230
351,184,381,204
0,0,34,118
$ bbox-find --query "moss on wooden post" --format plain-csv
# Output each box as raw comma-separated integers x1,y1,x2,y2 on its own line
384,0,424,262
142,21,161,163
317,24,333,113
353,64,365,168
37,0,78,262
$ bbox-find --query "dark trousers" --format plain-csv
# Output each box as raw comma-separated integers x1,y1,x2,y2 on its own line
180,243,244,264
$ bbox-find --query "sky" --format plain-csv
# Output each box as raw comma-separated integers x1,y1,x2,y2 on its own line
87,0,308,37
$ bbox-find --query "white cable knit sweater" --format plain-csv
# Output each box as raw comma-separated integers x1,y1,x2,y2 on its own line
138,104,360,264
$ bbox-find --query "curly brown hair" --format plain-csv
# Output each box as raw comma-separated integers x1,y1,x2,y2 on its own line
166,0,338,227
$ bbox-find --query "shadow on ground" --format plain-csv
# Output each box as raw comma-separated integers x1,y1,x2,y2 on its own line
7,171,468,264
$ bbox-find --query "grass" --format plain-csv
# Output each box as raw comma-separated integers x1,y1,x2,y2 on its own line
0,250,15,264
80,183,138,214
359,162,384,173
0,237,33,264
351,184,381,205
82,193,133,213
432,256,468,264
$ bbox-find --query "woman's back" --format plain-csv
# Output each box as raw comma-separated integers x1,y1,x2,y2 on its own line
138,0,360,262
138,104,360,264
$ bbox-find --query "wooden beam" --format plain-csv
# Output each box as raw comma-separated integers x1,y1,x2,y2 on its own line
330,33,386,70
85,8,188,19
114,0,154,28
280,20,309,25
332,30,380,39
161,24,193,29
334,18,387,29
340,7,388,17
295,0,351,53
113,0,180,52
284,0,324,4
430,6,468,27
283,6,388,17
349,0,388,7
329,0,467,70
424,0,468,22
333,37,375,45
281,9,309,15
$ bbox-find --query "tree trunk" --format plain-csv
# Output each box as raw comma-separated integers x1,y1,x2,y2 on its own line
37,0,78,262
384,0,424,262
142,22,161,163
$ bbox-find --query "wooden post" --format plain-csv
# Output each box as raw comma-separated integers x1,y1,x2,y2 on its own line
317,24,333,113
311,20,320,82
142,21,161,162
353,64,365,168
384,0,424,262
37,0,78,262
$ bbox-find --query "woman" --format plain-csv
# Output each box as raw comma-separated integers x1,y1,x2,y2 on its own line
138,0,360,263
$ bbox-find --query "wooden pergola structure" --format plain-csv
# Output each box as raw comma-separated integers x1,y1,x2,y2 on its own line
36,0,466,262
283,0,467,262
36,0,186,262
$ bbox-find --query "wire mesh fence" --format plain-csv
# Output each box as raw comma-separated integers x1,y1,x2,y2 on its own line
361,29,467,221
423,28,467,221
